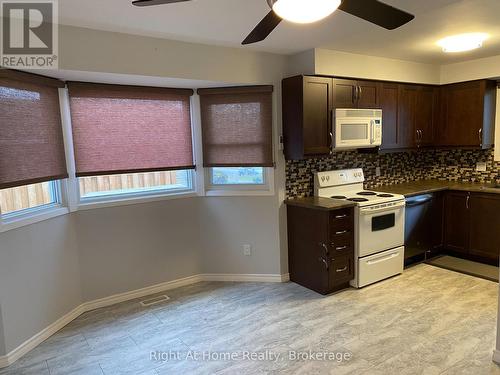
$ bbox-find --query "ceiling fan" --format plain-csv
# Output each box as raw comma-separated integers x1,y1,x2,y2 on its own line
132,0,415,45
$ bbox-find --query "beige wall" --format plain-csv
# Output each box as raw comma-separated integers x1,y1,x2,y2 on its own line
59,25,287,86
314,49,441,84
0,215,82,354
441,55,500,84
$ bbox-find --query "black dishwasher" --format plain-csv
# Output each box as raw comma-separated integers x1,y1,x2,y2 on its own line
404,193,443,266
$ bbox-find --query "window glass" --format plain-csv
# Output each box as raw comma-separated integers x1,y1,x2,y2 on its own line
211,167,265,185
79,170,192,199
0,181,58,215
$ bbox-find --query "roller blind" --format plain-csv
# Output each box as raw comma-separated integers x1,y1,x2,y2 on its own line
67,82,195,177
198,86,274,168
0,69,67,190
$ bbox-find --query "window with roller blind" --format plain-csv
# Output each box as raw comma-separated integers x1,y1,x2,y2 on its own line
0,70,67,226
67,82,196,203
198,86,274,192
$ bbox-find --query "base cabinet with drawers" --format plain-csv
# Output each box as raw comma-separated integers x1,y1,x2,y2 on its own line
286,204,355,295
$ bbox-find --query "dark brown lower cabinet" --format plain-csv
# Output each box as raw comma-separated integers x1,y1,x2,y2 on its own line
443,191,500,264
287,205,355,295
443,191,470,255
468,194,500,262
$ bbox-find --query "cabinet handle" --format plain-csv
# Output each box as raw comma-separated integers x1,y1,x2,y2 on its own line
358,86,362,100
330,131,334,155
335,246,348,251
336,266,348,273
318,257,329,270
466,193,470,209
335,230,349,235
335,214,347,219
479,128,483,146
319,242,329,255
352,86,357,103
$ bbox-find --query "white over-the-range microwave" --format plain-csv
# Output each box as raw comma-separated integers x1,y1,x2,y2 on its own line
333,108,382,150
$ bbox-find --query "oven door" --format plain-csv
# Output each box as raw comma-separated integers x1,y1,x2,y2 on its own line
358,202,405,257
335,118,372,149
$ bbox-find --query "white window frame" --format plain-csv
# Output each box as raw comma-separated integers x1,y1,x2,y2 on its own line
58,87,198,211
204,167,275,197
0,179,69,233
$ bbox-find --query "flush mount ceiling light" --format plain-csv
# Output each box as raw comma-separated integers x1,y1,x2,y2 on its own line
437,33,489,53
267,0,341,24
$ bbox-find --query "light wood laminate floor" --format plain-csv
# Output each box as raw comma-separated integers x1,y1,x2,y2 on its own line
1,264,499,375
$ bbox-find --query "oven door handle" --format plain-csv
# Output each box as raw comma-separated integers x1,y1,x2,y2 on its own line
367,252,399,265
359,201,405,215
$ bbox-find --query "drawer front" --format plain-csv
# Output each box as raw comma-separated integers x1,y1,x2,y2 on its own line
329,255,354,283
329,232,353,255
329,209,354,231
357,247,404,288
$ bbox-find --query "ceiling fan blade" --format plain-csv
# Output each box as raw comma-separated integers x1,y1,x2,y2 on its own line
242,10,282,45
132,0,191,7
338,0,414,30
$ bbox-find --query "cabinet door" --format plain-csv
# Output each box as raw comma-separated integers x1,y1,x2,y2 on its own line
287,206,330,294
438,81,484,147
443,192,469,254
415,86,437,146
397,85,418,149
468,194,500,263
357,80,379,108
379,83,399,150
332,78,357,108
303,76,333,156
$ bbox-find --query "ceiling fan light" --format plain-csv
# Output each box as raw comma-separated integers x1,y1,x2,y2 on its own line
269,0,341,24
437,33,489,53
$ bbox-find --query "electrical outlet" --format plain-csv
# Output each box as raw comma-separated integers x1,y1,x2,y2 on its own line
243,244,252,256
476,162,487,172
375,167,381,177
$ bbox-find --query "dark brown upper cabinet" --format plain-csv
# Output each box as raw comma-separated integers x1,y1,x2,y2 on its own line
436,80,497,149
332,78,379,109
415,86,439,147
282,75,333,160
380,84,438,151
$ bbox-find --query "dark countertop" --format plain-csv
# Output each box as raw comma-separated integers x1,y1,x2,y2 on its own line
284,197,356,211
377,180,500,197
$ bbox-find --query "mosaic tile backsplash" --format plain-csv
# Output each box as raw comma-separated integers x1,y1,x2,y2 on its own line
286,149,500,198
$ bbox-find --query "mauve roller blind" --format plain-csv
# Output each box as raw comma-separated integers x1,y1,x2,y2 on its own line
0,70,68,190
67,82,195,177
198,86,274,168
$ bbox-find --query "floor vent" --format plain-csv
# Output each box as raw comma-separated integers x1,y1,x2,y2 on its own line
140,295,170,307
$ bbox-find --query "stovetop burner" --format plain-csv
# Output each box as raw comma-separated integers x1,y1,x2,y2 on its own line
331,195,347,200
357,191,377,196
348,197,369,202
377,193,394,198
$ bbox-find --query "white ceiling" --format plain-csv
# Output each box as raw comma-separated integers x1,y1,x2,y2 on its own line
59,0,500,64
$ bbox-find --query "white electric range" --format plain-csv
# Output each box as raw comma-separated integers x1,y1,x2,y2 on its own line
315,168,405,288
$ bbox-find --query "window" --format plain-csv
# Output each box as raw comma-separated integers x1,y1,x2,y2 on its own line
0,70,68,231
0,181,60,217
198,86,274,195
210,167,265,186
79,170,192,201
67,82,196,204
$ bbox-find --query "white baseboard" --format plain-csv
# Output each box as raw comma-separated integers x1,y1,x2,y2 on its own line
0,272,289,369
492,350,500,364
82,274,203,312
0,304,85,369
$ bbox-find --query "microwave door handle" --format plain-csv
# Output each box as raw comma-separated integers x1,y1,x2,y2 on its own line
370,120,375,144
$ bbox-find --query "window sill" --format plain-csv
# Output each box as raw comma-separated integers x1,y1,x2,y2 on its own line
205,189,275,197
78,191,198,211
0,206,70,233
